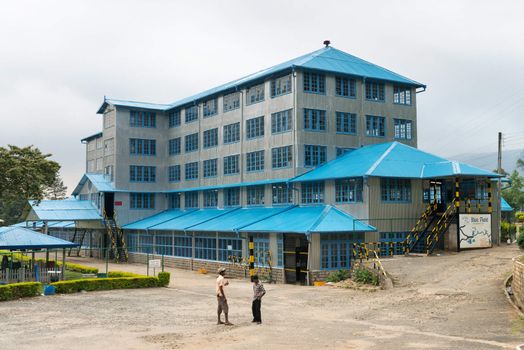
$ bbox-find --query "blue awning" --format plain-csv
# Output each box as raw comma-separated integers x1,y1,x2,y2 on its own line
0,226,79,250
501,198,513,212
72,173,115,196
144,208,238,231
14,221,76,229
27,199,102,221
123,210,194,230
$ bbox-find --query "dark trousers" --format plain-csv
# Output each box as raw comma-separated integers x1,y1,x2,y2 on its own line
252,299,262,322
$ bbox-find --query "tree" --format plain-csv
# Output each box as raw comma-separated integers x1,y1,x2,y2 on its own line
44,174,68,200
0,145,61,225
502,170,524,212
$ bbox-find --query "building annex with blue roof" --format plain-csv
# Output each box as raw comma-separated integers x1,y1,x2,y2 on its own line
46,42,503,284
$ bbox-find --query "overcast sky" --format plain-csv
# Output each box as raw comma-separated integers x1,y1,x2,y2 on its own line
1,0,523,193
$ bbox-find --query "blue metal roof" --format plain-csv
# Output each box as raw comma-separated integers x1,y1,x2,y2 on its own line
97,46,424,114
147,208,238,231
188,206,293,232
0,226,79,250
291,142,501,182
501,198,513,212
14,221,76,229
72,173,115,196
27,199,102,221
123,210,193,230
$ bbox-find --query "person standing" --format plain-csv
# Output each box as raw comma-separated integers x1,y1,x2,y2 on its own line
216,267,232,325
251,275,266,324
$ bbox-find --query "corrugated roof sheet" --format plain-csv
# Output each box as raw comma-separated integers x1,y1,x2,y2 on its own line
72,173,115,196
148,208,238,231
97,46,424,114
80,132,103,143
0,226,79,250
291,142,501,182
123,210,193,230
501,198,513,212
188,206,293,232
165,178,288,193
14,221,75,229
27,199,102,221
239,205,375,233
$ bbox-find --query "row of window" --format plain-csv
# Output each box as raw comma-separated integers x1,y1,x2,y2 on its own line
303,72,412,105
129,177,412,210
127,233,284,267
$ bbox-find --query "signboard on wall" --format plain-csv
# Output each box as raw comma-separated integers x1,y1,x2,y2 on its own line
459,214,492,249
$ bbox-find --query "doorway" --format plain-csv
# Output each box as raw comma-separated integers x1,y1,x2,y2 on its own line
104,192,114,219
283,234,308,284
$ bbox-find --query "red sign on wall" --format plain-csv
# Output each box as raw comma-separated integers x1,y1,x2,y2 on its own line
114,201,123,206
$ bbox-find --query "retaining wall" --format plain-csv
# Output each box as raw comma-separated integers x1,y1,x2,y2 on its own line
513,255,524,310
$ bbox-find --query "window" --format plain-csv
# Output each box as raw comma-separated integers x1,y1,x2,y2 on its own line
195,237,216,260
203,128,218,148
225,187,240,207
185,105,198,123
271,75,292,97
129,166,156,182
246,84,265,105
185,162,199,180
223,122,240,144
223,155,240,175
246,150,264,172
301,182,324,204
277,234,284,267
223,92,240,112
254,236,270,266
381,178,412,202
168,165,181,182
394,119,412,140
168,110,181,127
174,236,192,257
218,238,242,262
168,193,180,209
271,109,292,134
320,234,363,270
336,112,357,134
303,72,325,93
96,138,103,149
304,145,327,167
365,81,385,101
336,147,354,158
130,110,156,128
129,139,156,156
130,193,155,209
246,116,264,139
335,178,363,203
203,190,218,207
272,146,292,169
272,183,292,205
335,76,356,98
185,191,199,208
185,133,199,152
168,138,181,155
203,158,218,178
304,109,326,131
155,235,173,256
393,86,412,105
366,115,385,137
203,98,218,117
247,186,265,206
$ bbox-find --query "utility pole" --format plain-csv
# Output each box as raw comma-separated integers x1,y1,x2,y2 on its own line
497,132,502,246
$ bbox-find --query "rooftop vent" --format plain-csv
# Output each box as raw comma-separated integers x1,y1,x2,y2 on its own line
323,40,331,47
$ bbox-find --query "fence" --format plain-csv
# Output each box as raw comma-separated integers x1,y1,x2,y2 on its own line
0,260,62,284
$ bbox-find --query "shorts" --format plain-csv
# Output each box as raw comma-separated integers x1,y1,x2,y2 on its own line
217,295,229,314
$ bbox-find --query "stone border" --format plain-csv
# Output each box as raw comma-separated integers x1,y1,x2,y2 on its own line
504,256,524,318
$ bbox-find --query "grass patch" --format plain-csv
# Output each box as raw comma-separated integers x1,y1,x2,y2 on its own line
511,315,524,335
64,270,85,280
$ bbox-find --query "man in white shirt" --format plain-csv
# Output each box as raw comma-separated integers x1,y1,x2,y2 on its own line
216,267,232,325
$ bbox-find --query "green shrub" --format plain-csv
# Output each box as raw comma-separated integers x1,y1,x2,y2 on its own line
518,230,524,250
62,262,98,274
107,271,143,278
51,276,160,294
516,212,524,222
0,282,41,301
352,268,379,286
158,272,170,287
326,269,350,283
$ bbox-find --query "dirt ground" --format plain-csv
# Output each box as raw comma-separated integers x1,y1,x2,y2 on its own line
1,245,523,350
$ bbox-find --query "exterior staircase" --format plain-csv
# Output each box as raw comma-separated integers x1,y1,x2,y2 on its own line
103,210,128,262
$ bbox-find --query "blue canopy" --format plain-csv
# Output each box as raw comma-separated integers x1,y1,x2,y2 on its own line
291,142,501,182
0,226,79,250
27,199,102,221
501,198,513,212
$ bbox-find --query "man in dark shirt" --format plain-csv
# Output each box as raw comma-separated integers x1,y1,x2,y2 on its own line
251,275,266,324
